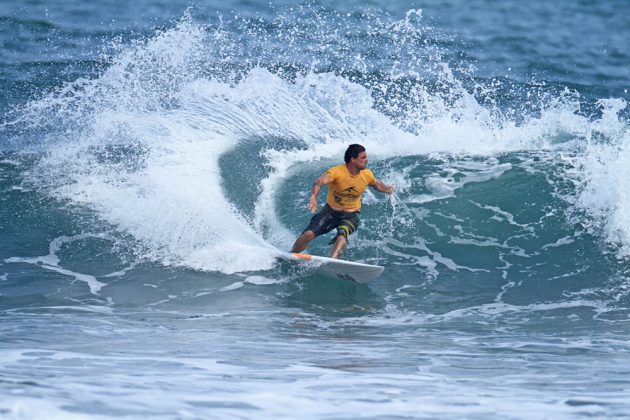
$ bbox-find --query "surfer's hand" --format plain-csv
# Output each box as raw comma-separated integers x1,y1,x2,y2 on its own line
373,180,394,195
308,196,318,213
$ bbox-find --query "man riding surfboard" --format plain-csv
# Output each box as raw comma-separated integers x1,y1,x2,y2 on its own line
290,144,394,259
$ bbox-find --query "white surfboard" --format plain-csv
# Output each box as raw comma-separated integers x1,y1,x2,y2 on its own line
280,252,384,284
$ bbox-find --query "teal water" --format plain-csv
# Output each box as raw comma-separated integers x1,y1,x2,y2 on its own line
1,1,629,418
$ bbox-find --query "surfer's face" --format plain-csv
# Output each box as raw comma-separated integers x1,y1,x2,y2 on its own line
353,151,368,170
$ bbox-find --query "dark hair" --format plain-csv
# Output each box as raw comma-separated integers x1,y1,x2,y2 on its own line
344,144,366,163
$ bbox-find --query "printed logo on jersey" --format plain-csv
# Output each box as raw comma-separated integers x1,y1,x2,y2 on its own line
333,186,359,203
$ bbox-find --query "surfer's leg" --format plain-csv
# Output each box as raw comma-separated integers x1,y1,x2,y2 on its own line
291,206,336,253
330,235,347,259
291,230,316,253
328,211,359,258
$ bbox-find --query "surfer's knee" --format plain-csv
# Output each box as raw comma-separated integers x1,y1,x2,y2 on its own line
335,234,347,244
338,225,352,239
302,230,316,241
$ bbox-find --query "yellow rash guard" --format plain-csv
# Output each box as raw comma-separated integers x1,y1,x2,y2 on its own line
324,164,376,212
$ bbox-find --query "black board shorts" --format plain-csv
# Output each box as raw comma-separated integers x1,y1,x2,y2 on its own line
304,204,361,240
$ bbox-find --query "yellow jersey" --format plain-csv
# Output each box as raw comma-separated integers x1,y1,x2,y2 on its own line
325,164,376,212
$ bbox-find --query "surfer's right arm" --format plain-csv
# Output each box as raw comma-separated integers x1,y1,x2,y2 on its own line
308,173,332,213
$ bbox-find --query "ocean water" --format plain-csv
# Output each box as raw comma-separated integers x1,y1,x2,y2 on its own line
1,0,629,418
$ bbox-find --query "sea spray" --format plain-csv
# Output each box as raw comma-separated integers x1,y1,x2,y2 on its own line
5,10,629,272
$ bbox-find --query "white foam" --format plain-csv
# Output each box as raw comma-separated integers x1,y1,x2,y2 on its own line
542,236,576,249
2,398,96,420
0,159,21,166
4,235,107,294
15,15,629,272
470,200,534,231
572,99,630,255
244,275,277,285
405,163,511,204
219,281,244,292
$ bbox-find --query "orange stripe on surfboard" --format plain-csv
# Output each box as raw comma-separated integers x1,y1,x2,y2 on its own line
292,253,313,261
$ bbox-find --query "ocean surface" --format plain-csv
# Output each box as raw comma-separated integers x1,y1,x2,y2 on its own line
1,0,630,418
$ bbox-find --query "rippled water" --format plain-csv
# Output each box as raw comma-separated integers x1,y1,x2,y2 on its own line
1,0,629,418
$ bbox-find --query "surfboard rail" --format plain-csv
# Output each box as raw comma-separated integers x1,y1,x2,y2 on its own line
281,252,384,283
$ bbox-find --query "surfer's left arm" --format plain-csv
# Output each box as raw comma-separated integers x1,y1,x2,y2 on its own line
371,180,394,195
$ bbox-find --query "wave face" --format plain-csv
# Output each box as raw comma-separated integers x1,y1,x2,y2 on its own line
1,2,630,418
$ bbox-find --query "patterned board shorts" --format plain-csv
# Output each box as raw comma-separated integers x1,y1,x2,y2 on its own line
304,204,361,241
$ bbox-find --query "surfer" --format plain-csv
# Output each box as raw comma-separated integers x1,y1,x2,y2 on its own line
290,144,394,259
